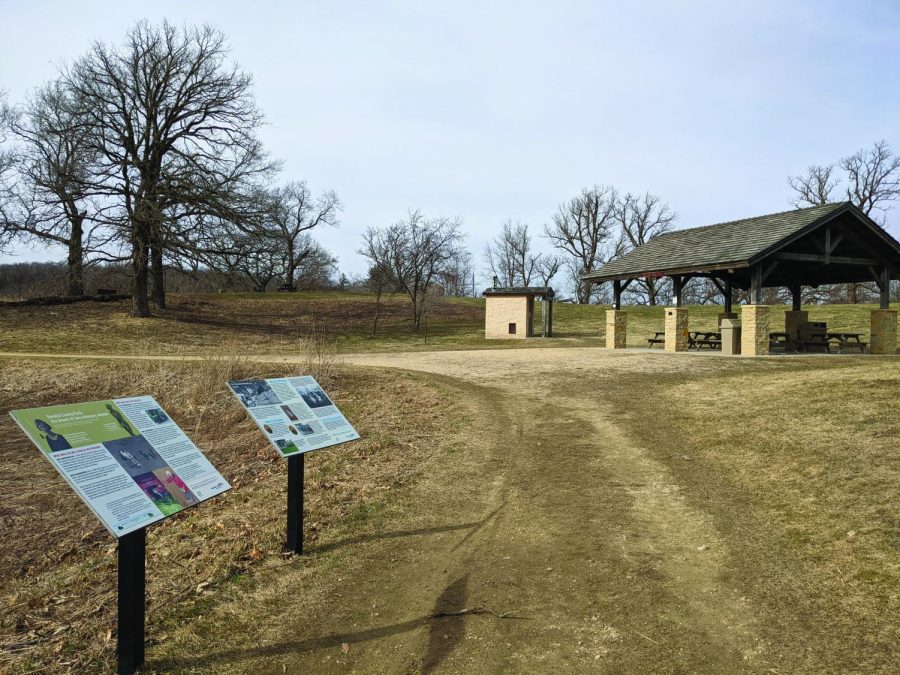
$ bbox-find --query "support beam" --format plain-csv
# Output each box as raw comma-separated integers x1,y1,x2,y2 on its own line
671,275,684,307
750,266,763,305
541,296,548,337
790,284,802,312
547,298,553,337
879,266,891,309
724,278,733,315
773,252,880,266
613,279,622,310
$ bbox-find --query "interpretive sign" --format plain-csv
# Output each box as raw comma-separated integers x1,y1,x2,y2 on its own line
10,397,230,537
227,376,360,456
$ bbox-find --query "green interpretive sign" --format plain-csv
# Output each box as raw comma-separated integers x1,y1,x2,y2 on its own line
11,396,230,537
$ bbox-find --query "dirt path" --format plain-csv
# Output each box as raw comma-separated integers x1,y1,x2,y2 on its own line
140,348,769,673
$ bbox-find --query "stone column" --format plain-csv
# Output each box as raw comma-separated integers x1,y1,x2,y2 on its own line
784,310,808,343
664,307,689,352
605,309,627,349
741,305,770,356
870,309,897,355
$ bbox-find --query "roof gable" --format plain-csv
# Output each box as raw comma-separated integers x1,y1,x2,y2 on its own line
582,202,850,281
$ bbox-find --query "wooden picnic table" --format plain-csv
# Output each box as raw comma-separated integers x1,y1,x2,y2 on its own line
769,331,794,353
647,331,665,347
798,333,831,353
689,330,721,350
826,332,868,353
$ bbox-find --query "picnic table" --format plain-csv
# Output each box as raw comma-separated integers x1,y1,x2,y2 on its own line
647,331,665,347
689,330,721,350
797,332,832,353
769,331,795,353
826,332,868,353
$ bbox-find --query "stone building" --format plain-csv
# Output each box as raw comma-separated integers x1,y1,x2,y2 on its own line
483,286,555,340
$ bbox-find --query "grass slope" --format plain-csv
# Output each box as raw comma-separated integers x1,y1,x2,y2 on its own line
0,291,895,354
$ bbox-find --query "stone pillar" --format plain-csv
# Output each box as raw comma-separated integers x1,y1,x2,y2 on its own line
741,305,770,356
605,309,627,349
784,310,808,343
664,307,689,352
870,309,897,355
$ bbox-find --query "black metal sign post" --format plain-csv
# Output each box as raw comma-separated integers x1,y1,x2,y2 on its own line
117,527,146,675
286,453,305,554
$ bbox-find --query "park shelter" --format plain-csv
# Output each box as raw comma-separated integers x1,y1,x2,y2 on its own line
581,202,900,355
483,286,555,339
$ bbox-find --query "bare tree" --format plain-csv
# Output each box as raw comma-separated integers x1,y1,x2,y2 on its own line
788,164,839,208
544,185,623,303
0,91,19,252
268,181,341,290
612,192,677,305
788,140,900,302
440,247,474,297
359,210,465,330
534,253,563,287
841,140,900,220
4,82,103,295
63,20,276,316
484,220,538,286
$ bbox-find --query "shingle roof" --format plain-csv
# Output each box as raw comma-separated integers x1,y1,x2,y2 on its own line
582,202,849,282
482,286,554,297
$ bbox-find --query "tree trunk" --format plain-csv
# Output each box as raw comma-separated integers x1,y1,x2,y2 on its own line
66,217,84,296
150,243,166,309
371,287,383,336
131,224,152,318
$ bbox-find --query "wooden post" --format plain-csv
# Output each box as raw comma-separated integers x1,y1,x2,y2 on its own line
723,278,733,315
547,298,554,337
750,266,763,305
672,276,683,307
286,453,304,554
117,528,146,675
613,280,622,310
790,284,802,311
541,296,547,337
879,266,890,309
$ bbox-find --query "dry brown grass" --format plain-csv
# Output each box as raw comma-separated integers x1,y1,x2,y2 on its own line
0,355,454,673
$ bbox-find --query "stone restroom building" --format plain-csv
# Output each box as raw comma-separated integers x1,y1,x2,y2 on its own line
483,285,555,339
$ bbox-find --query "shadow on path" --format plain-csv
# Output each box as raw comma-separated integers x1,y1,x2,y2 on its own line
313,500,506,555
149,575,488,672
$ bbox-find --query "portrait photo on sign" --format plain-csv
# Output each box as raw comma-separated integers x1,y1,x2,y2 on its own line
229,380,280,408
297,384,333,409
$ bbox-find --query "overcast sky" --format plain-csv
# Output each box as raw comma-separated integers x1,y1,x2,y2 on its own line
2,0,898,279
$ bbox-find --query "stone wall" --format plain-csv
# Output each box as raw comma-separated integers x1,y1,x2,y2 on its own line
870,309,897,355
605,310,627,349
485,295,529,340
741,305,770,356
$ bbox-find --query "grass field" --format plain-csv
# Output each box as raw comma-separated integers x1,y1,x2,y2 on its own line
0,293,897,672
0,290,896,354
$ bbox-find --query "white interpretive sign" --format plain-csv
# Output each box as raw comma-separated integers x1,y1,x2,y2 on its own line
10,397,230,537
227,376,360,457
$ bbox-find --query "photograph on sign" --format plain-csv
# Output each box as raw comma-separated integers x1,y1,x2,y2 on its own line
228,375,360,457
10,397,230,537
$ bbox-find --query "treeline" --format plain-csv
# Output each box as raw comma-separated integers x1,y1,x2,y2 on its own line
0,260,353,301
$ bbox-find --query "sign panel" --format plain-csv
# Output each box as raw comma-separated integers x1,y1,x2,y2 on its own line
10,397,230,537
228,376,359,457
